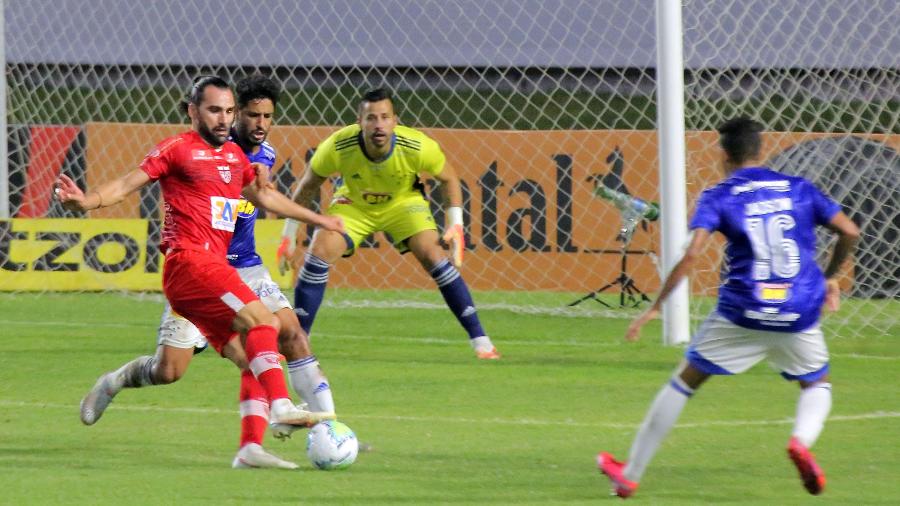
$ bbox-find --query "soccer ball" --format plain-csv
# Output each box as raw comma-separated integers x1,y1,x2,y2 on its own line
306,420,358,470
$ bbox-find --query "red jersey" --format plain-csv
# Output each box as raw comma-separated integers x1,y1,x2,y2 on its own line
140,130,255,255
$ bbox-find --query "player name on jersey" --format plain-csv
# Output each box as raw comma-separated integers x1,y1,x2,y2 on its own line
745,197,793,216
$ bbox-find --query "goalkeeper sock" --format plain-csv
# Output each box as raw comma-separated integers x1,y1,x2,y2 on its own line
293,253,330,334
239,369,269,447
287,355,335,413
430,259,485,339
245,325,290,402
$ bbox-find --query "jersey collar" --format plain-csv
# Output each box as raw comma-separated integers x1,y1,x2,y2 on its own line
357,131,396,163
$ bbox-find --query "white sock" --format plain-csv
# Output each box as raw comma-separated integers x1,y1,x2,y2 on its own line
287,356,335,413
623,377,694,483
792,382,832,448
469,335,494,352
111,355,157,390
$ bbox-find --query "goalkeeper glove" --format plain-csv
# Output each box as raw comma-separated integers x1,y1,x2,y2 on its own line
442,206,465,267
277,218,300,276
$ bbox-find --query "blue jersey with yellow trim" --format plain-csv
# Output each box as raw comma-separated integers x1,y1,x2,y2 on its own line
226,140,276,268
689,167,841,332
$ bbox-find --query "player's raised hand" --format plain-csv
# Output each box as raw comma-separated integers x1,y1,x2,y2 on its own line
625,307,659,342
276,236,295,276
824,278,841,312
54,174,87,211
442,224,464,267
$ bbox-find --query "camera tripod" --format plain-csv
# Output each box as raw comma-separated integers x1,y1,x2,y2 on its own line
567,242,652,308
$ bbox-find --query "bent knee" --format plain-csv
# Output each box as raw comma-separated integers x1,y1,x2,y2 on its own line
278,327,312,360
412,247,446,271
154,363,186,384
309,230,346,263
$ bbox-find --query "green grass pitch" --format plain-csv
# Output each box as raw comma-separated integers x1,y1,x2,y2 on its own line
0,291,897,505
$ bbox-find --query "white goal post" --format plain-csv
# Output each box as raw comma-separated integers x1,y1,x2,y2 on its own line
2,0,897,344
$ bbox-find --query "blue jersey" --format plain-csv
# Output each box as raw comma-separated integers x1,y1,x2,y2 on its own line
226,140,277,268
689,167,841,332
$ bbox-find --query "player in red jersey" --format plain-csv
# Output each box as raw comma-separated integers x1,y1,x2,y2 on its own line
55,76,343,447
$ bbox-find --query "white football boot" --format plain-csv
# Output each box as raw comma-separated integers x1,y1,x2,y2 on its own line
79,372,120,425
231,443,299,470
269,401,309,441
269,399,334,429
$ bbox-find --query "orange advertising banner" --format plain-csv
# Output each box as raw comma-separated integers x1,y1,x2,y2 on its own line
83,123,896,294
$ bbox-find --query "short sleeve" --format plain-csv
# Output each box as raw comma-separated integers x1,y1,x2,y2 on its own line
419,135,446,176
804,180,842,226
310,135,337,177
689,187,722,232
139,136,181,181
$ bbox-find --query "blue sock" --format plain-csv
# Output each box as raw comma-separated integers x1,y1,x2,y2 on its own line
293,253,330,334
430,259,485,339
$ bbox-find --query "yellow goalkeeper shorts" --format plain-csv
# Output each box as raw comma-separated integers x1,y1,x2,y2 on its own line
326,193,437,256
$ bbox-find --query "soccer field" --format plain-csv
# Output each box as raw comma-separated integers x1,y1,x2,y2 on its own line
0,292,897,505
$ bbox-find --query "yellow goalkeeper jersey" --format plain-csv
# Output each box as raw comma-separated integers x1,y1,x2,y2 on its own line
310,124,445,206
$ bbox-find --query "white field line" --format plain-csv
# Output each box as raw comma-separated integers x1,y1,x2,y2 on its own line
0,399,897,430
1,318,897,359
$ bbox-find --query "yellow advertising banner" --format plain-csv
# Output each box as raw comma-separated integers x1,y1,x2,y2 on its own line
8,123,890,293
0,218,287,291
2,218,158,290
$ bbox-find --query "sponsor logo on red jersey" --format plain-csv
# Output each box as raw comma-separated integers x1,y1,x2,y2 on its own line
192,149,214,161
218,165,232,183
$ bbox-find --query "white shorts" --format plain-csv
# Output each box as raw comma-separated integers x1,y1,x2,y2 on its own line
686,311,829,381
156,264,292,350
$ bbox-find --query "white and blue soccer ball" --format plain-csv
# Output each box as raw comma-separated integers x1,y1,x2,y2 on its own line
306,420,358,470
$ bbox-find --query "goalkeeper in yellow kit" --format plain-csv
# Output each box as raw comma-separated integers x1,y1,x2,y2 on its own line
278,88,499,359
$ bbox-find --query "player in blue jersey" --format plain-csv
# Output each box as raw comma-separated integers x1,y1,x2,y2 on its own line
79,75,341,469
597,117,859,498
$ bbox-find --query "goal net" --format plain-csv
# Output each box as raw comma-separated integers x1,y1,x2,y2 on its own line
3,0,897,340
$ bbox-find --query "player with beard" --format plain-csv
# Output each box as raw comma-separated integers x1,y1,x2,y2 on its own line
58,75,344,468
277,88,500,361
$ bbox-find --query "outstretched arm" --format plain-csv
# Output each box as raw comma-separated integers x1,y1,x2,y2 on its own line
55,170,151,212
434,165,465,266
821,211,860,311
625,228,712,341
243,182,343,234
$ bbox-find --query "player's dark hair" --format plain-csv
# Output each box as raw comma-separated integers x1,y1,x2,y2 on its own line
236,74,280,108
717,117,764,164
179,75,230,115
358,88,394,115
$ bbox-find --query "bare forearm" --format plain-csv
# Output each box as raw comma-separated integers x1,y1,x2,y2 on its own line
291,169,325,209
87,180,130,209
77,170,148,211
823,235,857,279
650,229,709,309
822,212,860,279
252,188,321,226
440,180,462,208
651,256,694,310
292,183,320,209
